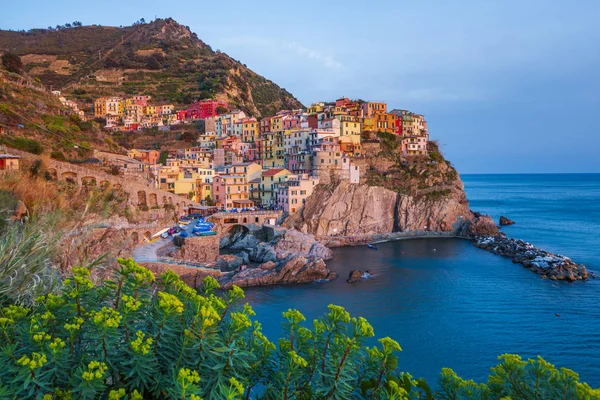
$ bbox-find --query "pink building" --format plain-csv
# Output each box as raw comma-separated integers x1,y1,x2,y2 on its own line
276,174,320,214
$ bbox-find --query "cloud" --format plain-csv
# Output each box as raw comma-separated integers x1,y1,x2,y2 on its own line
283,41,343,70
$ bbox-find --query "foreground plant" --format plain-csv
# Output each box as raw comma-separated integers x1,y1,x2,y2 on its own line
0,258,597,399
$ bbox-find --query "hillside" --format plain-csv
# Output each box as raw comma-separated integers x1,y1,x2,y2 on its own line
0,66,120,159
0,18,303,117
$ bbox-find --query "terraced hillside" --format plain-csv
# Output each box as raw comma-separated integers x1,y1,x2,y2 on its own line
0,18,303,117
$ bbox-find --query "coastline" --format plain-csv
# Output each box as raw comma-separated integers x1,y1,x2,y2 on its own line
316,230,461,248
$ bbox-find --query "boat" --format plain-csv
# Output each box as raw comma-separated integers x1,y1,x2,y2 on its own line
160,232,169,239
152,227,170,239
367,244,378,250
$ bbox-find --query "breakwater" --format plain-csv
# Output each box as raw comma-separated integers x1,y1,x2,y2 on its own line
474,234,591,281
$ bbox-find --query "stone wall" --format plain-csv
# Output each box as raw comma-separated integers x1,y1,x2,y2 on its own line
170,235,220,264
7,147,198,210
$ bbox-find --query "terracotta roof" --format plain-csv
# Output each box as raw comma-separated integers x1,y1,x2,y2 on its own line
262,168,287,176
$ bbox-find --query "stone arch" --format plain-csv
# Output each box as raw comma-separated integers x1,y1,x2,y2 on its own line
143,231,152,242
255,217,260,223
137,191,147,206
61,171,77,184
242,217,248,223
229,224,250,235
162,195,167,204
131,231,139,243
81,176,97,186
149,193,158,208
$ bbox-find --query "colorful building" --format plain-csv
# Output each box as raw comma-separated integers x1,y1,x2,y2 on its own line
260,168,291,206
275,174,320,213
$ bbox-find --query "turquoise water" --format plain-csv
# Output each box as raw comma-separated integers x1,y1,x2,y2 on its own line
244,174,600,387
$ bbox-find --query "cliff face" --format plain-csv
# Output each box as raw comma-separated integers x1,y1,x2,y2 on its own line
287,176,474,237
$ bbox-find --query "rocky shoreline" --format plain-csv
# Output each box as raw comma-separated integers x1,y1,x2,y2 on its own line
474,234,592,281
216,225,336,289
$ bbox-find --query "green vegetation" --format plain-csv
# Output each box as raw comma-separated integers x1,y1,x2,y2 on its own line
0,214,61,306
0,136,43,154
0,256,597,399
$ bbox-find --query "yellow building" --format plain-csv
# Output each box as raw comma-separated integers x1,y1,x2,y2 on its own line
94,98,107,118
339,117,362,136
260,168,291,206
270,115,283,132
106,97,125,116
226,162,262,183
307,103,324,114
144,105,157,116
362,116,376,132
174,178,198,200
242,119,259,143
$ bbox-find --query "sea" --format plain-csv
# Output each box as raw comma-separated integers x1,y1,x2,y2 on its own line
244,174,600,388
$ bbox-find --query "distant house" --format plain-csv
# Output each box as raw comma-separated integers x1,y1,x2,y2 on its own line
0,152,21,171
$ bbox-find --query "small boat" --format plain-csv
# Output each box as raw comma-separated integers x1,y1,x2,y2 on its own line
367,244,378,250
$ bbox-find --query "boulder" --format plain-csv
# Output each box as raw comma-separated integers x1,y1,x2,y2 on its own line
215,254,244,272
469,214,499,236
499,216,515,226
219,255,336,289
258,261,276,270
347,269,363,283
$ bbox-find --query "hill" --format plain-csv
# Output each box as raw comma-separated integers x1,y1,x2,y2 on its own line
0,18,303,117
0,66,121,160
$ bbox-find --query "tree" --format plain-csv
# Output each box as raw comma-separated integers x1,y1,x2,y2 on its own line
216,106,229,115
64,23,72,28
1,52,23,74
72,21,82,27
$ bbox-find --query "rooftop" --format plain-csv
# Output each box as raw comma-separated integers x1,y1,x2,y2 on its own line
262,168,287,176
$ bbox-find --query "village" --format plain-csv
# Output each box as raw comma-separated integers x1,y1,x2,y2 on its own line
4,93,432,214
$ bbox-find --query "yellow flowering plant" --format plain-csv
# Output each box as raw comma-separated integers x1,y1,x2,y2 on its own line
0,258,597,399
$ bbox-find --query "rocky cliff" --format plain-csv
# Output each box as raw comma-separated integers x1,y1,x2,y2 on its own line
287,136,494,239
287,178,475,237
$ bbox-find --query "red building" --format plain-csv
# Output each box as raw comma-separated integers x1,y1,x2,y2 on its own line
307,115,318,129
185,99,229,119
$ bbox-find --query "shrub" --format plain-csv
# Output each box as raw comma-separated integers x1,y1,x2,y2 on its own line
1,52,23,74
0,217,61,306
0,259,598,399
2,136,44,154
51,151,67,161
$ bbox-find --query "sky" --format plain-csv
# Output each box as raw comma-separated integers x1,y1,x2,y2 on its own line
1,0,600,173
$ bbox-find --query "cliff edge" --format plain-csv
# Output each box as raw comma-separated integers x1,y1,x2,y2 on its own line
286,137,487,239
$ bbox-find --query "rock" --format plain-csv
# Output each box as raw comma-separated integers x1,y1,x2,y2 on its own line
347,269,363,283
219,256,336,289
286,179,474,237
469,215,499,236
258,261,276,270
239,251,250,265
215,255,244,272
473,234,589,281
499,216,515,226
